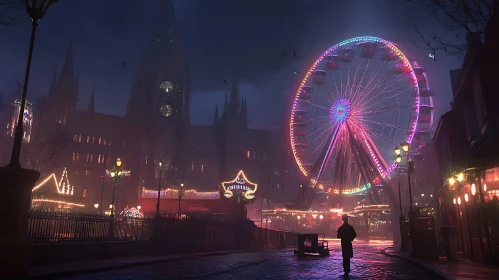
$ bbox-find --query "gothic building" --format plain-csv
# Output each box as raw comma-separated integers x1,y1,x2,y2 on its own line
0,0,304,212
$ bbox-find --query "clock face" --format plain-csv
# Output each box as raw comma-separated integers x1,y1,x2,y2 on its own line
159,80,174,93
159,103,173,118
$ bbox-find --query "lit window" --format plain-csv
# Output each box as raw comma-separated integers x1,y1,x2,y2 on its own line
82,189,87,198
85,170,89,175
74,135,77,142
86,136,90,143
191,162,194,170
246,151,251,158
103,138,107,145
78,135,82,143
90,153,93,162
76,153,80,162
86,153,90,162
98,154,101,164
145,156,148,165
98,137,102,145
92,137,95,143
201,164,204,172
72,152,76,163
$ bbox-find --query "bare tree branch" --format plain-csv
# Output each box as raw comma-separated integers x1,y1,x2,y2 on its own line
408,0,498,60
0,0,24,26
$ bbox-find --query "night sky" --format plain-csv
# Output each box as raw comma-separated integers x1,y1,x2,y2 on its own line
1,0,461,129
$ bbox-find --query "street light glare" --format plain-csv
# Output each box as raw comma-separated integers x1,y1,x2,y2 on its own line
457,173,464,182
448,178,456,186
116,158,122,167
401,142,409,152
395,155,402,163
394,147,401,155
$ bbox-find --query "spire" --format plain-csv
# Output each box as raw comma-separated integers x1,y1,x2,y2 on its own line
88,85,95,113
213,105,219,126
229,79,239,112
224,93,228,112
60,40,74,81
242,97,248,121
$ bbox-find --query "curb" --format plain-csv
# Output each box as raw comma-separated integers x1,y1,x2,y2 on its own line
381,247,451,280
22,248,276,280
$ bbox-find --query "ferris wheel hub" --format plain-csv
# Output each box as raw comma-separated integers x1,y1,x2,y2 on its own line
330,98,352,124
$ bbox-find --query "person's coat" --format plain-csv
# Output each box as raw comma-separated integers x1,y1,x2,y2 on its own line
337,223,357,258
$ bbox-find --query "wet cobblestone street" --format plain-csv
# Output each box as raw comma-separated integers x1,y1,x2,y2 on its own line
57,240,435,279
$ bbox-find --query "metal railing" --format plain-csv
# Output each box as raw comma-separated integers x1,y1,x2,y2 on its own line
27,210,153,242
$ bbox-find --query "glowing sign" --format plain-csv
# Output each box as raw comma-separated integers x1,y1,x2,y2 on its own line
7,99,33,143
221,170,257,200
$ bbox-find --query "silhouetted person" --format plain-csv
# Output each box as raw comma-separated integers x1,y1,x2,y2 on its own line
337,214,357,277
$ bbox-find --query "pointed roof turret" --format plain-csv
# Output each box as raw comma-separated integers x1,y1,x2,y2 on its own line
213,105,219,126
229,79,239,112
48,66,57,96
88,85,95,113
60,40,74,81
224,93,228,112
242,97,248,121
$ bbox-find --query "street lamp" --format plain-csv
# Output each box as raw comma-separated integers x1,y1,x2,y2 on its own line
107,157,130,238
93,203,99,209
9,0,58,167
394,147,405,250
155,160,163,218
178,182,184,217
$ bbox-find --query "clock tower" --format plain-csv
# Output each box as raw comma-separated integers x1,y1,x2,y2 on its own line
126,0,190,189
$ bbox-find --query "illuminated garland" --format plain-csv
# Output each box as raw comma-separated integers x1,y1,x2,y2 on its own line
32,167,75,195
141,188,219,199
32,198,85,207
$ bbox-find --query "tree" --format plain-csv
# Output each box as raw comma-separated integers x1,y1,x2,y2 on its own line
8,80,67,171
408,0,498,60
0,0,24,26
27,109,68,171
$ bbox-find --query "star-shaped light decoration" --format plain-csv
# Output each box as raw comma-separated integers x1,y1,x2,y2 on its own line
221,170,257,200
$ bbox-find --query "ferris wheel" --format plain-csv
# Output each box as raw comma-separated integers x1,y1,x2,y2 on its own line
289,36,432,200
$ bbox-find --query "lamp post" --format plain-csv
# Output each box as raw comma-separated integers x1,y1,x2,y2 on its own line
155,161,163,218
456,196,466,254
107,158,130,238
9,0,58,167
464,193,474,259
394,147,406,250
400,142,414,214
178,182,184,217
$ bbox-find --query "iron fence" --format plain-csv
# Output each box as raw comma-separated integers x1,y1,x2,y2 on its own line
28,210,153,242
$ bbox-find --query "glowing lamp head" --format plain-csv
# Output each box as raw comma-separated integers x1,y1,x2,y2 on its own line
110,171,116,178
297,216,301,220
330,98,351,124
458,197,461,205
471,183,476,195
180,183,184,187
109,204,113,209
448,178,456,186
401,142,409,153
116,158,122,167
484,183,487,192
319,215,324,220
457,173,464,182
159,161,163,167
395,155,402,163
453,198,456,205
137,206,141,210
394,147,401,155
93,203,99,209
464,193,469,202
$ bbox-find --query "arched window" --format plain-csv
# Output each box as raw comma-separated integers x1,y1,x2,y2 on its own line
78,135,82,143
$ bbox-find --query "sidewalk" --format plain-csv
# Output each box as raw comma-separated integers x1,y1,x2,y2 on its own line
382,246,499,279
24,248,271,280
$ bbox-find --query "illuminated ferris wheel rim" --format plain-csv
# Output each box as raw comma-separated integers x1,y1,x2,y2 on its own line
289,36,421,190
